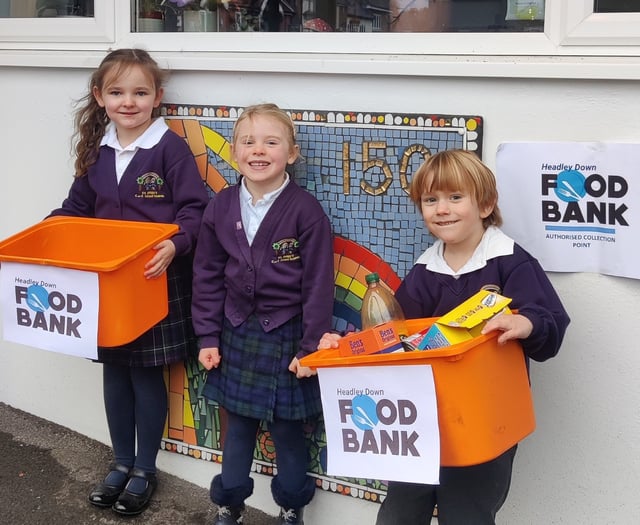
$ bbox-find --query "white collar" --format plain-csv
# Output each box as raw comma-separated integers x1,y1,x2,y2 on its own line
240,172,290,206
100,118,168,151
415,226,514,276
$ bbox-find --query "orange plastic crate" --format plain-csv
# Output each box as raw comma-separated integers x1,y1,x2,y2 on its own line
301,318,535,467
0,217,178,347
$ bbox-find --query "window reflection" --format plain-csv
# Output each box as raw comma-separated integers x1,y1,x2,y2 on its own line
594,0,640,12
135,1,547,33
0,0,94,17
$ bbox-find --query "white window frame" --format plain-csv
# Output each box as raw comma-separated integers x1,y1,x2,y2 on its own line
546,0,640,47
0,1,115,45
1,0,640,79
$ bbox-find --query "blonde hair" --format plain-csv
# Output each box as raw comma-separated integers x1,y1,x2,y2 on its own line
232,103,298,160
73,48,167,177
410,149,502,228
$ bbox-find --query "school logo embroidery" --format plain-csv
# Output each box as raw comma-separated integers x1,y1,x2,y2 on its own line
135,172,166,199
271,238,300,263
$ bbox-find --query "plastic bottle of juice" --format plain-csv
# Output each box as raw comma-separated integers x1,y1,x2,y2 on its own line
361,272,408,352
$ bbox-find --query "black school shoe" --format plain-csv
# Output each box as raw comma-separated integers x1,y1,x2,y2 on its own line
278,507,304,524
88,463,131,507
111,468,157,516
212,504,245,524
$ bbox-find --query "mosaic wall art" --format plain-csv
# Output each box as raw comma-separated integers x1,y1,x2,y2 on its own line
160,104,484,503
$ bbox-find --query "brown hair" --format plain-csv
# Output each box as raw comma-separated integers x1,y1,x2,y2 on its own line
232,103,299,160
72,48,167,177
409,149,503,228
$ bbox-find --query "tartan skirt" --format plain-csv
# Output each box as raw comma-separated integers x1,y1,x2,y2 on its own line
97,255,198,367
202,314,322,422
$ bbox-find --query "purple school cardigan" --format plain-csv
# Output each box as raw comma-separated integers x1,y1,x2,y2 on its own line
191,180,334,358
49,128,209,365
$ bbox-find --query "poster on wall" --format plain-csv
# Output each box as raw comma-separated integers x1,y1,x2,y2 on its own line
0,262,99,359
317,364,440,484
496,142,638,280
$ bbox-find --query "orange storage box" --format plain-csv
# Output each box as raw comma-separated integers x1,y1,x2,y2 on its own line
0,217,178,347
300,318,535,467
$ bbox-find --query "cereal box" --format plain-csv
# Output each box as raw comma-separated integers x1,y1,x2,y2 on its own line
337,320,408,357
404,290,512,351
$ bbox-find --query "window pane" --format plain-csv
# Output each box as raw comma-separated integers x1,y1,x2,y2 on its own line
133,1,545,33
0,0,94,17
594,0,640,12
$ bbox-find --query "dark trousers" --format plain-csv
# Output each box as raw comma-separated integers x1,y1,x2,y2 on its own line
376,445,518,525
102,363,168,473
212,411,315,509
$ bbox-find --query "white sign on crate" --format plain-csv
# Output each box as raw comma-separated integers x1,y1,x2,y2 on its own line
317,364,440,484
1,262,99,359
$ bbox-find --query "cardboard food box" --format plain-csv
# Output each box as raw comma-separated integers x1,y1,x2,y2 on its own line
337,319,408,357
403,290,512,351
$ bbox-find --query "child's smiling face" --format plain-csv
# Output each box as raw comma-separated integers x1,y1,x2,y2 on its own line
93,64,163,147
232,114,299,200
420,187,493,252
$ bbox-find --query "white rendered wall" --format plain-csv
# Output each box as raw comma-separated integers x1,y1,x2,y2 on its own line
1,66,639,524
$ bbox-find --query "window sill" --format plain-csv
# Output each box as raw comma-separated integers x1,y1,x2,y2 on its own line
3,48,640,81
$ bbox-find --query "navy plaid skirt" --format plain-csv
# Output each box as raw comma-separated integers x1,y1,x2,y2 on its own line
202,315,322,422
97,256,198,367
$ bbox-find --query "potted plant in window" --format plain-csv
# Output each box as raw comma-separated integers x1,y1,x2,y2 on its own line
166,0,219,32
138,0,164,32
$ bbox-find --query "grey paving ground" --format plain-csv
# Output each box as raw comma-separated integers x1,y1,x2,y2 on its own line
0,401,276,525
